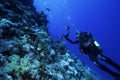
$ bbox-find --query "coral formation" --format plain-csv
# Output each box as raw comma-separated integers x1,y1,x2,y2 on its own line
0,0,98,80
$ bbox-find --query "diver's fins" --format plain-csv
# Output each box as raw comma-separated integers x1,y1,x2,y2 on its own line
114,74,120,80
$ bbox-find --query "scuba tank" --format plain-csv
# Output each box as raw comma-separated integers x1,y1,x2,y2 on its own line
94,41,100,47
91,40,103,54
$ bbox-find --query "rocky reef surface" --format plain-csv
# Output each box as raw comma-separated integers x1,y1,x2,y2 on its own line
0,0,97,80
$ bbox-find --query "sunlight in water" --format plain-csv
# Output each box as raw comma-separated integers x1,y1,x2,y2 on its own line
34,0,69,22
34,0,67,12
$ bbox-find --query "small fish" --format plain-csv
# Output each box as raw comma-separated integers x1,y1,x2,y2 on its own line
46,8,50,11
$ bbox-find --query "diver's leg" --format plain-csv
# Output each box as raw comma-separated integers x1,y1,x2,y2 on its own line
98,54,120,71
93,60,120,79
88,53,119,76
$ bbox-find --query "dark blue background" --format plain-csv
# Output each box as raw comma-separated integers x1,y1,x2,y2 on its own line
34,0,120,79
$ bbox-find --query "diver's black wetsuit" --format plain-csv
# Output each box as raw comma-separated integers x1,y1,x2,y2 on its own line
64,31,120,79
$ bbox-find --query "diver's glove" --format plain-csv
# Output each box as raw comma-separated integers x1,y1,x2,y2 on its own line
64,26,70,38
61,26,70,39
66,26,70,30
60,34,68,40
63,34,69,39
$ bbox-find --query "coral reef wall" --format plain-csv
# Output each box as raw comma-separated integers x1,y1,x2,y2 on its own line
0,0,96,80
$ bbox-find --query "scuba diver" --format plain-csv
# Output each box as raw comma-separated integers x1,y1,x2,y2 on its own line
63,26,120,80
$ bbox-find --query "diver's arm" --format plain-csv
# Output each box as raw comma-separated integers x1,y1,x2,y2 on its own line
64,35,79,44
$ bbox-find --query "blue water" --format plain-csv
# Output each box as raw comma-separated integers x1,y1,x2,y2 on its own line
34,0,120,80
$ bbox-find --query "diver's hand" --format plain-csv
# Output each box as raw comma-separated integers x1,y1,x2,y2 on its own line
63,34,69,39
66,26,70,30
63,26,70,39
61,34,68,40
